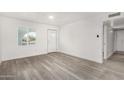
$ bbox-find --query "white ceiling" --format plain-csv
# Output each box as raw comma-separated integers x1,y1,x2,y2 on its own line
1,12,124,27
0,12,106,26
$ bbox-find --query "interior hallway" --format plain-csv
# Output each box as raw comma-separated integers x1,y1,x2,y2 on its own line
0,52,124,80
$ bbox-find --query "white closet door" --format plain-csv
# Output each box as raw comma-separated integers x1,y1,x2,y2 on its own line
47,30,57,53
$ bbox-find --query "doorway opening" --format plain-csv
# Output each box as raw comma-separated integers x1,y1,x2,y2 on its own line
103,17,124,63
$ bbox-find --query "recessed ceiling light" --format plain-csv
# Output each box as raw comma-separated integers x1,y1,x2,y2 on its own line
48,15,54,19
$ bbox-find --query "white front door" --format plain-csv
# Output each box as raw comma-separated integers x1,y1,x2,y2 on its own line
47,30,57,53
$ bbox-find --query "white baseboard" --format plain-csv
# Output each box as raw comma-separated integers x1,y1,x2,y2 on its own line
59,50,103,64
1,52,48,62
115,51,124,55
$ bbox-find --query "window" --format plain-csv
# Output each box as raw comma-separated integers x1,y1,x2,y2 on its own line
18,27,36,46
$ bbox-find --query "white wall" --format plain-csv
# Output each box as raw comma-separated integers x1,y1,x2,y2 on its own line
0,16,58,61
59,14,107,63
116,31,124,52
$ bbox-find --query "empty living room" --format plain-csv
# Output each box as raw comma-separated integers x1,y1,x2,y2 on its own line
0,12,124,80
1,0,124,93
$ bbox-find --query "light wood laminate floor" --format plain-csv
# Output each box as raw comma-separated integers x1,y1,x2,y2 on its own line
0,52,124,80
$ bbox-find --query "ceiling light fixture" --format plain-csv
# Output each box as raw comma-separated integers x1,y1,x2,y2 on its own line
48,15,54,19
